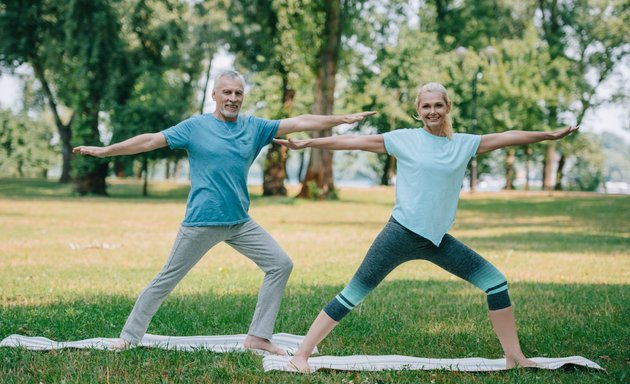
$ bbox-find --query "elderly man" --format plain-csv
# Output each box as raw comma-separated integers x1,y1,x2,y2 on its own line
73,70,374,354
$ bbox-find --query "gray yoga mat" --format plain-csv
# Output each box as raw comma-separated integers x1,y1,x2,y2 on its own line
263,354,604,372
0,333,316,355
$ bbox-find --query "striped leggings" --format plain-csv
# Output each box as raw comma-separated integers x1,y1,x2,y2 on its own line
324,217,511,321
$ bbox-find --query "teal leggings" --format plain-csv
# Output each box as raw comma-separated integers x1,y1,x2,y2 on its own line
324,217,511,321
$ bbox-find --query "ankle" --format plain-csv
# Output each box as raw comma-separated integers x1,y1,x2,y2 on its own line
292,351,310,359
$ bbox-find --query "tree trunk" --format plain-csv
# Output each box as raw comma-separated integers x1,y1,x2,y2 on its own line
113,159,125,177
199,58,213,114
165,159,171,180
297,0,341,199
297,150,307,181
504,148,516,190
73,101,109,196
263,142,288,196
142,155,149,197
263,71,295,196
31,60,74,183
554,152,566,190
469,157,478,193
524,146,532,191
542,142,556,191
380,153,396,186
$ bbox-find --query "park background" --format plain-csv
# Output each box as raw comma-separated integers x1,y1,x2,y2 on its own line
0,0,629,383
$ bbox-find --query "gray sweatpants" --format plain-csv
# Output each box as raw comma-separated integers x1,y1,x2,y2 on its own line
120,219,293,344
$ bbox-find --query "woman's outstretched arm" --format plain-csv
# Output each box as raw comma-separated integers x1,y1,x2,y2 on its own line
273,134,386,153
477,126,579,154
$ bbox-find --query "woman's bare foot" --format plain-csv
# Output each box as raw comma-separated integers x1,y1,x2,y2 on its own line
288,355,312,373
109,338,130,351
243,335,287,355
506,355,538,369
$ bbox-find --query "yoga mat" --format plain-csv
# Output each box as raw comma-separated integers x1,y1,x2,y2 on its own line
0,333,316,355
263,354,604,372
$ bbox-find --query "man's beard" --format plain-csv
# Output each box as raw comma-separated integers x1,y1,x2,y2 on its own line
220,105,240,118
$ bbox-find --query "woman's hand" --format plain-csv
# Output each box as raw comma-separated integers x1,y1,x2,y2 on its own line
273,138,310,150
548,125,580,140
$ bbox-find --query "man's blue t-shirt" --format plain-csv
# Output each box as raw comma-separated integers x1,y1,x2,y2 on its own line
162,114,279,226
383,128,480,246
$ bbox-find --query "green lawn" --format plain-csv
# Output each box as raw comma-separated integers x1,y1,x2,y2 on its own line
0,178,628,383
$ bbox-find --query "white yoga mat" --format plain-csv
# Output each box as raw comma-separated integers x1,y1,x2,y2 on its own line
0,333,317,355
263,354,604,372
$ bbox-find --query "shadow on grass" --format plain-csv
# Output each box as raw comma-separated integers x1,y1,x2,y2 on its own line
1,280,626,383
458,231,630,253
0,178,300,206
459,196,630,219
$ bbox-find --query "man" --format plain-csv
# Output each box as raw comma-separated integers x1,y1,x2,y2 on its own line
73,70,374,354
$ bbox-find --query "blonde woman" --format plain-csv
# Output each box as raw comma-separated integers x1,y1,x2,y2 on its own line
275,82,578,372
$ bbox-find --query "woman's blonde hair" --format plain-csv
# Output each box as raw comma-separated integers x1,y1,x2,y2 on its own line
414,82,453,139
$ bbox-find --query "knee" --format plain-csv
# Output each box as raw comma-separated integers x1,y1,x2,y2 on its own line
276,254,293,275
487,287,511,310
484,273,511,310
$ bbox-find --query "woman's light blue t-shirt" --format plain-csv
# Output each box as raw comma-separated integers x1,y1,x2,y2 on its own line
162,114,279,226
383,128,480,246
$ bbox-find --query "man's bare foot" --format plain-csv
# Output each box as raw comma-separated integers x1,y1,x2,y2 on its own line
109,338,130,351
288,355,313,373
506,355,538,369
243,335,287,355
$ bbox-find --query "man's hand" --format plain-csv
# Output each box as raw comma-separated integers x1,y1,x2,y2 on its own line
73,146,109,158
341,111,377,124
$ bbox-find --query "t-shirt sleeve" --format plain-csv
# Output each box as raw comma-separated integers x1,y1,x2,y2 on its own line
250,116,280,151
161,118,195,150
383,129,408,157
463,134,481,159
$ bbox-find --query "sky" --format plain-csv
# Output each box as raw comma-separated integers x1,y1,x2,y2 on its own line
1,53,628,143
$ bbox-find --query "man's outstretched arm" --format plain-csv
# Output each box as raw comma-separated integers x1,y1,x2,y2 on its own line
73,133,168,158
276,111,376,137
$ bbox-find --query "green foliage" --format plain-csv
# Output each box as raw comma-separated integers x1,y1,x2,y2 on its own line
562,133,605,191
0,109,55,177
423,0,530,50
1,0,628,192
601,132,630,182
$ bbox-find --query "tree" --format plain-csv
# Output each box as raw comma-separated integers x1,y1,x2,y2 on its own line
109,0,216,196
226,0,313,196
0,108,54,178
64,0,127,195
297,0,407,197
0,0,73,183
339,25,445,185
536,0,629,190
0,0,126,194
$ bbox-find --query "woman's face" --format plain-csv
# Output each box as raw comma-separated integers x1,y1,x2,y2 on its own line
416,92,451,132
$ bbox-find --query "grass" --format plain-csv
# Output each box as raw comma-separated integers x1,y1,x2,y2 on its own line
0,178,628,383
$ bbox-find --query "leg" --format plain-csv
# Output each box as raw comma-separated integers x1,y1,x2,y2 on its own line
225,220,293,355
291,218,422,371
288,310,338,373
489,306,537,368
119,226,226,344
428,234,535,368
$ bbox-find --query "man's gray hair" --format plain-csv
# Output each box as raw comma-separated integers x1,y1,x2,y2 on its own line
213,69,246,90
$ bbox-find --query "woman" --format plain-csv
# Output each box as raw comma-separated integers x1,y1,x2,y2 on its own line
275,82,578,372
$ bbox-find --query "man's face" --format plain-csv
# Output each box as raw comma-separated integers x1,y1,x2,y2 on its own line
212,76,244,121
